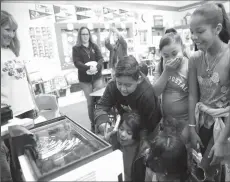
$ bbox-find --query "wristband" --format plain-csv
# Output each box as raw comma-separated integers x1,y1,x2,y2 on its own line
189,124,196,127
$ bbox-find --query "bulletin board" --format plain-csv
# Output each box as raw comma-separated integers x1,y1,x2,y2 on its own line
29,26,54,58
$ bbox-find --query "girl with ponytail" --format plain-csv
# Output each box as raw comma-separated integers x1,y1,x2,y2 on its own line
189,3,230,181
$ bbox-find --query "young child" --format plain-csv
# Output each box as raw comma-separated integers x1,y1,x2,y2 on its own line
146,133,188,182
153,32,189,140
188,3,230,182
105,111,146,182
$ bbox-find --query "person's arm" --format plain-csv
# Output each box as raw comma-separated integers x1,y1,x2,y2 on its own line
93,44,104,72
152,70,170,97
209,113,230,165
72,46,90,71
105,31,113,51
112,28,127,51
218,114,230,141
94,82,116,134
188,54,204,149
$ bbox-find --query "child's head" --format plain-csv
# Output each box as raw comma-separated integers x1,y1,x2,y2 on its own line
146,133,188,182
118,111,141,146
190,3,230,51
1,10,20,56
159,32,185,63
115,55,144,96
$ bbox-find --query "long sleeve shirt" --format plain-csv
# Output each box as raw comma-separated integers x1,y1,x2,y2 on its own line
94,79,162,133
72,43,104,82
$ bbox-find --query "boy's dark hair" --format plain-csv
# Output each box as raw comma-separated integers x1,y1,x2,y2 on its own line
139,62,148,76
115,55,140,80
119,111,141,140
146,133,188,181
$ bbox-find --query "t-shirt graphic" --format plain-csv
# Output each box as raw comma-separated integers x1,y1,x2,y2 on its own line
2,59,26,79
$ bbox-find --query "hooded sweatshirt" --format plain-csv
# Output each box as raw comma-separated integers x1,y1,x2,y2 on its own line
94,79,161,132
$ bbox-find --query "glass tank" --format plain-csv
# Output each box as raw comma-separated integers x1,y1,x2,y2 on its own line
24,116,111,181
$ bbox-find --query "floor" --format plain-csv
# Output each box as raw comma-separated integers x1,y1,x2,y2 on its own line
58,91,91,130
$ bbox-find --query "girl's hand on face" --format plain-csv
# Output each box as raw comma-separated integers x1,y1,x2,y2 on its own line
165,56,182,72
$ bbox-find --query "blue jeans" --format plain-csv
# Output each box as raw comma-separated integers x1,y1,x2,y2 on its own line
80,78,104,125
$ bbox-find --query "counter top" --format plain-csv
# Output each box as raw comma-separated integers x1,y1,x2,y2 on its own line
90,87,105,97
1,116,46,137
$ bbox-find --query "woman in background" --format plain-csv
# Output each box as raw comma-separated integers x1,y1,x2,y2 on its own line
72,27,104,132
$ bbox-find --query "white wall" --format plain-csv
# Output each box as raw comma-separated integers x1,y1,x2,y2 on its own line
1,1,180,65
178,1,230,23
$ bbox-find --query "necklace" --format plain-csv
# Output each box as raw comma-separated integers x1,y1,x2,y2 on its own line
205,44,224,78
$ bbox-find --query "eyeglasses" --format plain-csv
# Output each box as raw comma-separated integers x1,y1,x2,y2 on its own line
81,34,89,36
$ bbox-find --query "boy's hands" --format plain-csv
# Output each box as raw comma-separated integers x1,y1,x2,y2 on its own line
98,122,111,135
104,129,116,141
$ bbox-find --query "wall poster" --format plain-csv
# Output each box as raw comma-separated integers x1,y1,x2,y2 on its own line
29,26,54,59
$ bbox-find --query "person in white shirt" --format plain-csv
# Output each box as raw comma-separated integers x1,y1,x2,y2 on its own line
1,10,37,182
1,10,37,119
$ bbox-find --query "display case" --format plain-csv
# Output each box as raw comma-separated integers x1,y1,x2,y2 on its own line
16,116,124,181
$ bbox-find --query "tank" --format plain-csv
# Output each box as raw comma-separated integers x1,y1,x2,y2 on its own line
21,116,112,181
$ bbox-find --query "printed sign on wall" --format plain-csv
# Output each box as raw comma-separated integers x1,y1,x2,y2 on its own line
29,26,54,59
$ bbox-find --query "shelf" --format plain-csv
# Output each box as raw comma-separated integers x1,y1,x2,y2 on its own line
152,26,164,29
